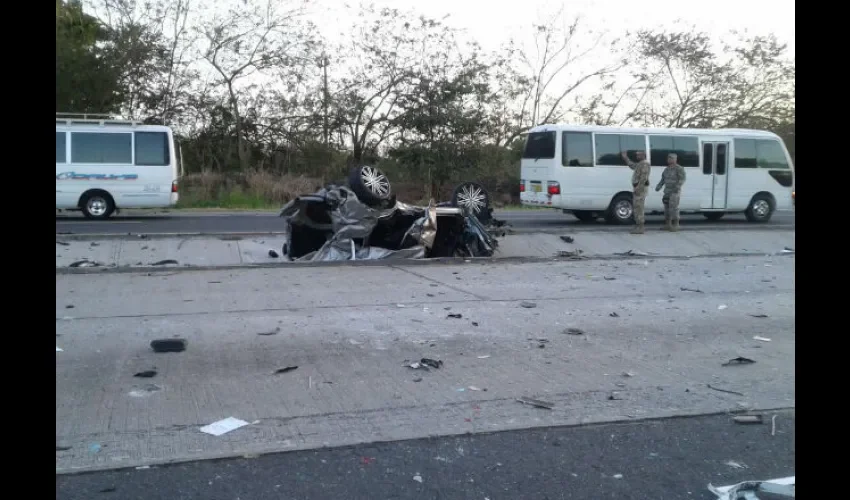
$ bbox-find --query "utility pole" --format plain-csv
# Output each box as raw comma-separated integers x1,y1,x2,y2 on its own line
321,53,330,148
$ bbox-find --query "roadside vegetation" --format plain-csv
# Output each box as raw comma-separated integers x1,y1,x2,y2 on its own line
58,0,795,209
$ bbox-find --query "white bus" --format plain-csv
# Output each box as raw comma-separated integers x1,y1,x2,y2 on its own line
519,124,794,224
56,113,181,219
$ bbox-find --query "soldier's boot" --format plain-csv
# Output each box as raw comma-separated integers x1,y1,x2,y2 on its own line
660,217,671,231
670,219,680,232
631,222,644,234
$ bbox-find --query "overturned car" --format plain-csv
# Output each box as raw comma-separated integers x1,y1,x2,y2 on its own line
278,165,503,261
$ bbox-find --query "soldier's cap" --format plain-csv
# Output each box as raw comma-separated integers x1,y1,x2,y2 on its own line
667,153,678,159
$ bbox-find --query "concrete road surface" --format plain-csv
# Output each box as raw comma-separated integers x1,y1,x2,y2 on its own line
56,411,795,500
56,254,794,474
56,209,795,236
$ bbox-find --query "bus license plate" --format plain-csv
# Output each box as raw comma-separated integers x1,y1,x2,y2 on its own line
532,184,543,192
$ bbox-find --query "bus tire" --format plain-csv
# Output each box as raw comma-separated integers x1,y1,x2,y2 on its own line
745,193,774,223
80,190,115,219
604,193,634,225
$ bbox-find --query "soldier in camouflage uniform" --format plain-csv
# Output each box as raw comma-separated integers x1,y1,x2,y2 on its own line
621,150,651,234
655,153,687,231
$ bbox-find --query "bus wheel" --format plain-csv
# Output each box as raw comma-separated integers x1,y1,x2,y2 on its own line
604,194,633,225
745,194,774,223
572,210,598,223
80,191,115,219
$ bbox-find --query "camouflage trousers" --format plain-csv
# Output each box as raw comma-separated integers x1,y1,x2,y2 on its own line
633,187,647,224
663,191,681,221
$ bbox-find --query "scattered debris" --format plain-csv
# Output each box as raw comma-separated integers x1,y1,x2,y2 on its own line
98,487,117,493
753,335,771,342
708,475,795,500
88,443,102,454
447,313,463,319
133,370,157,378
733,415,763,424
520,301,537,309
749,314,769,318
268,249,280,258
707,384,745,396
421,358,443,369
680,287,704,293
771,415,777,436
616,250,650,256
562,328,584,336
612,474,623,479
65,304,75,309
151,259,179,266
622,371,635,378
129,384,162,397
717,304,728,310
471,321,479,326
413,474,423,483
724,460,747,469
516,396,554,409
608,391,624,401
274,366,298,374
69,259,102,268
721,357,755,367
90,242,100,247
560,235,574,243
56,240,70,246
477,355,491,359
56,347,64,352
56,445,72,452
609,312,620,317
603,276,616,281
199,417,251,436
468,386,484,391
150,338,187,353
413,377,423,382
257,327,281,336
557,249,585,259
781,247,795,254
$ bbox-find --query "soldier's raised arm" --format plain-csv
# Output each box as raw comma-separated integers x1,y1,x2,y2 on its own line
621,151,636,169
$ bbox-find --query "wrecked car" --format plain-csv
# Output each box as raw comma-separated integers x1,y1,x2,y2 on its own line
278,165,502,261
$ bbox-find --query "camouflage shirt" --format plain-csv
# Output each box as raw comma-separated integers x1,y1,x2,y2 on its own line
628,160,651,189
657,164,686,194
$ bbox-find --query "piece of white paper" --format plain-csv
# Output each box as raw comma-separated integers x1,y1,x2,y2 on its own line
56,347,64,352
200,417,250,436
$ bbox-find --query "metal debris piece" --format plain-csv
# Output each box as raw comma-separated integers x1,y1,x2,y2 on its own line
708,475,794,499
707,384,745,396
749,314,769,318
603,276,616,281
150,338,187,353
134,370,158,378
616,249,650,256
753,336,771,342
258,327,281,336
516,396,554,409
520,301,537,309
718,304,728,310
680,287,704,293
780,247,795,254
56,240,70,246
268,249,280,258
722,357,755,366
725,460,747,469
562,328,584,335
609,312,620,317
420,358,443,369
447,313,463,319
732,415,763,424
560,235,574,243
151,259,179,266
69,259,102,268
274,366,298,374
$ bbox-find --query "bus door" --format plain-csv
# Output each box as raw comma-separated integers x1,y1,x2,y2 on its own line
701,141,730,209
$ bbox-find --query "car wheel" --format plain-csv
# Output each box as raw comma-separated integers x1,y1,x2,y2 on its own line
347,165,392,207
745,194,774,223
80,191,115,219
452,182,492,224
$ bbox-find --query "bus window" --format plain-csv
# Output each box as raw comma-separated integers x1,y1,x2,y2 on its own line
561,132,593,167
734,139,757,168
650,135,699,167
135,132,170,166
56,132,66,163
756,140,790,169
71,132,132,164
523,131,556,159
595,134,645,165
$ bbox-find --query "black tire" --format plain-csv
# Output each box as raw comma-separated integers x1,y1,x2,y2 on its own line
604,193,634,225
572,210,598,223
451,182,491,223
80,191,115,219
347,165,392,207
745,194,774,223
703,212,725,221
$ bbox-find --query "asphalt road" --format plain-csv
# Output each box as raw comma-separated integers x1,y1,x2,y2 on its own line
56,209,796,235
56,411,795,500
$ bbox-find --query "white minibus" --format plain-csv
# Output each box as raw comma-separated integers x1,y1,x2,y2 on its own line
56,113,181,219
520,124,794,224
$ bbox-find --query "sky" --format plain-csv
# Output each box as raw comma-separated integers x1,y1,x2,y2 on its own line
307,0,795,57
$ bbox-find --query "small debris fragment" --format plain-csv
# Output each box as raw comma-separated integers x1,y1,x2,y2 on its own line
608,391,624,401
520,301,537,309
603,276,616,281
69,259,101,268
781,247,794,254
56,347,64,352
447,313,463,319
268,249,279,258
560,235,574,243
753,335,771,342
412,377,423,382
150,339,187,353
274,366,299,374
90,242,100,247
477,355,490,359
717,304,728,310
199,417,251,436
749,313,769,318
471,321,478,326
133,370,157,378
65,304,75,309
724,460,747,469
612,474,623,479
421,358,443,369
468,386,483,391
680,287,703,293
258,327,281,336
89,443,102,454
413,474,423,483
151,259,179,266
616,249,650,256
557,249,585,259
56,445,72,451
516,396,554,409
733,415,764,424
771,415,777,436
722,357,755,367
56,240,70,246
98,487,117,493
707,384,745,396
562,328,584,335
609,312,619,317
622,372,635,377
